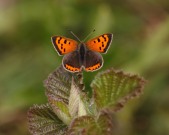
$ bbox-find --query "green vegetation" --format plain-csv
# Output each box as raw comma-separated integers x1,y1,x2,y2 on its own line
28,66,146,134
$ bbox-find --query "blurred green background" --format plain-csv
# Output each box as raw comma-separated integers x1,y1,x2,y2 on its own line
0,0,169,135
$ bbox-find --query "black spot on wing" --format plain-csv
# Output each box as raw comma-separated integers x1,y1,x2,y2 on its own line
51,36,62,55
61,44,63,49
64,40,67,44
102,42,104,47
58,37,62,44
102,35,107,41
103,34,113,53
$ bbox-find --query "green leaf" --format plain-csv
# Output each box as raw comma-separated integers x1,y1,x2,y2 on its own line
68,112,114,135
69,77,87,117
68,77,80,117
91,68,146,112
97,110,114,134
44,66,86,125
78,96,88,117
44,66,72,125
44,66,85,102
44,66,72,103
68,116,95,135
48,95,71,125
28,104,67,135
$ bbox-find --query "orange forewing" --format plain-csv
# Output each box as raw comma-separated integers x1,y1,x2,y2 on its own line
86,34,113,53
51,36,78,55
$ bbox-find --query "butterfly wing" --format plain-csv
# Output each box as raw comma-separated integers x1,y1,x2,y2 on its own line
84,50,103,72
62,51,82,72
86,33,113,53
51,36,78,55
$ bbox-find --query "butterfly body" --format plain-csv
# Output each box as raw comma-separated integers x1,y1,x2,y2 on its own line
79,43,86,63
51,33,113,72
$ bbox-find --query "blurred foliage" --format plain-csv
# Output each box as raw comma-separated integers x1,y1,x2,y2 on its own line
0,0,169,135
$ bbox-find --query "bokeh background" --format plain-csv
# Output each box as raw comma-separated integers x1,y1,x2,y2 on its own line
0,0,169,135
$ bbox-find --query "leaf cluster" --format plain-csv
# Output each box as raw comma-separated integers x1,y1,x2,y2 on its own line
28,66,146,135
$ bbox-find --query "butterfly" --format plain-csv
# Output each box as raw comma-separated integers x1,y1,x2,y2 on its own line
51,33,113,72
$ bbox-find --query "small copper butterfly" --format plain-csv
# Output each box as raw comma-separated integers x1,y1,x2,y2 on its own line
51,32,113,72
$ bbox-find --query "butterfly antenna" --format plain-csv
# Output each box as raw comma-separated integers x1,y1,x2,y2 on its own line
69,31,82,43
83,29,96,42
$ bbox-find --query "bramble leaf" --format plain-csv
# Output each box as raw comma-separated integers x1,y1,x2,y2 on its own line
28,104,67,135
68,112,114,135
29,66,146,135
68,116,95,135
91,68,146,112
44,66,86,125
69,77,87,117
44,66,72,125
48,95,71,125
44,66,72,103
